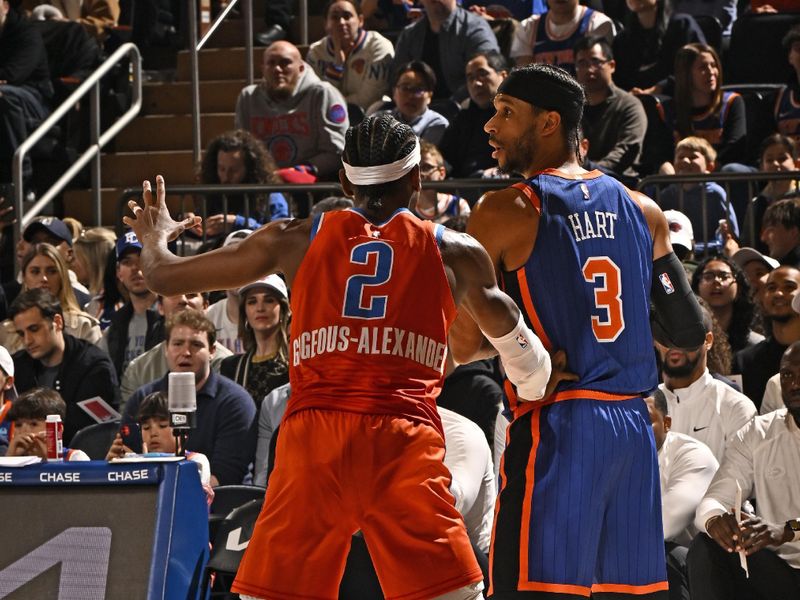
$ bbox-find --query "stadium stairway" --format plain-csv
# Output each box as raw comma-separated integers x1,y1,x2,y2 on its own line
61,9,324,226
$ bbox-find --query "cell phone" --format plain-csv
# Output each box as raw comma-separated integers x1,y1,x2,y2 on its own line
119,421,143,453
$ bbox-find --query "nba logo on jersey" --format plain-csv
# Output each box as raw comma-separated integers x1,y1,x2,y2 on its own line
659,272,675,295
516,333,529,349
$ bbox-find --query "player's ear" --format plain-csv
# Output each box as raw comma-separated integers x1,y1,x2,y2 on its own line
338,169,355,198
541,110,561,138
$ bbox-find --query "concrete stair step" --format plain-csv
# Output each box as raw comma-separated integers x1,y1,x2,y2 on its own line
175,42,311,81
101,150,196,188
143,80,245,115
115,113,234,151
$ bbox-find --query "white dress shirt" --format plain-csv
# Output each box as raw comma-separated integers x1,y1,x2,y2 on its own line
761,373,783,415
660,369,757,463
658,431,719,546
695,409,800,569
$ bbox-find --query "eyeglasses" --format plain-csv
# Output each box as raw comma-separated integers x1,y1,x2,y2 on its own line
575,58,610,71
699,271,735,284
396,84,429,97
419,162,441,175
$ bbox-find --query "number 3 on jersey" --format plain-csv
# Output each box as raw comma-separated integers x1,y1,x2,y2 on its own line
582,256,625,343
343,241,394,319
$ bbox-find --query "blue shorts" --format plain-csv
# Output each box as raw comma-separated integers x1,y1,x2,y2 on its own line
490,396,668,599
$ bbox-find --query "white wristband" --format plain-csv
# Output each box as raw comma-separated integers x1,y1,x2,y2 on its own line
485,314,551,401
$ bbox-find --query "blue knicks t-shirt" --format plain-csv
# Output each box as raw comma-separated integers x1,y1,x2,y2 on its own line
501,170,658,399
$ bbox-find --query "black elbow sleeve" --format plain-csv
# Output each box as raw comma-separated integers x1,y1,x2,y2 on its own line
650,252,706,349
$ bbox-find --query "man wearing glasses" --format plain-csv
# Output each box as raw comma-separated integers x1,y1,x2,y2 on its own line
653,302,756,463
574,35,646,184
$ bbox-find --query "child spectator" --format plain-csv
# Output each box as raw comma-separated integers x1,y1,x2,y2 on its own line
658,136,739,253
411,142,470,223
5,387,89,461
106,391,213,503
0,345,15,454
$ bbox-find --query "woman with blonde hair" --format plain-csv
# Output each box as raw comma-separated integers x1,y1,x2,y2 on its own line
219,274,290,409
73,227,117,297
1,244,102,351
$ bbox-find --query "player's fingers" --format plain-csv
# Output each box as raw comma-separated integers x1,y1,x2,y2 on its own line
156,174,167,208
142,179,153,206
127,199,144,216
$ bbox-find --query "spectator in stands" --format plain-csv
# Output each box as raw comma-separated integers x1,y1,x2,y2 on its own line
664,209,695,262
671,0,737,37
612,0,705,92
106,391,214,501
120,292,232,408
310,195,353,218
691,255,763,357
731,246,779,299
734,266,800,408
122,309,256,486
18,216,91,305
654,303,756,462
775,25,800,144
0,243,101,352
5,386,89,460
688,341,800,600
574,35,646,183
0,0,53,187
255,0,291,47
187,130,289,240
392,0,499,101
235,41,349,180
87,244,125,330
219,275,289,410
761,290,800,414
306,0,394,112
0,345,15,454
99,231,160,378
510,0,614,72
439,51,507,179
664,43,747,167
22,0,119,42
658,137,739,252
10,289,118,443
741,136,800,253
646,389,719,600
72,227,116,300
760,198,800,266
205,230,251,354
379,61,449,145
410,141,470,222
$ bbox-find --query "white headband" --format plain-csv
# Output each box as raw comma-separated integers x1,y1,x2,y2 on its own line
342,140,421,185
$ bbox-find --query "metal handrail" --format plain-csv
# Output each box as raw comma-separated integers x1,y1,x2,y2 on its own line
12,42,142,242
189,0,254,166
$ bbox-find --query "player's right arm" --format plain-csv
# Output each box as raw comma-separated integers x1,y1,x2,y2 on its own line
441,229,560,402
123,175,311,295
632,190,706,349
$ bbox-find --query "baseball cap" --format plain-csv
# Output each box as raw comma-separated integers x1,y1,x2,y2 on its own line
116,230,143,258
0,346,13,377
23,217,73,247
731,247,780,272
664,210,694,253
223,229,253,247
238,274,288,299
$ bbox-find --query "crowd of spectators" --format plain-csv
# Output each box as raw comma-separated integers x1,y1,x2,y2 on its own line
3,1,800,598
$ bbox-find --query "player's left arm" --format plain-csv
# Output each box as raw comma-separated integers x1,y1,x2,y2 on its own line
443,230,574,401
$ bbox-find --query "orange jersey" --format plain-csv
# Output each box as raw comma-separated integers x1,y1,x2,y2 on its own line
287,208,456,434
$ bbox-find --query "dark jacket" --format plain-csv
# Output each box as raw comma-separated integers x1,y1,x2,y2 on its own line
733,336,786,411
13,333,119,443
123,371,257,485
0,8,53,99
104,303,162,378
439,101,497,178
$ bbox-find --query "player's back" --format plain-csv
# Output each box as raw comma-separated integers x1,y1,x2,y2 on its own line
502,169,658,398
287,208,456,432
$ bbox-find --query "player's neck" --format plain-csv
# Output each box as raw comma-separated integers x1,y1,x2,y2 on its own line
356,197,407,223
523,151,583,179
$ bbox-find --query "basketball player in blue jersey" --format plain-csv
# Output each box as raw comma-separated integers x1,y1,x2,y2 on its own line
450,64,707,599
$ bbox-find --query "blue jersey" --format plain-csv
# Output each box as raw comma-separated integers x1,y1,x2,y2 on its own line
532,7,595,74
501,170,658,402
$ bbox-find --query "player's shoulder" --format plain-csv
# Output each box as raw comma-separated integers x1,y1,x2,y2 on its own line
472,184,538,222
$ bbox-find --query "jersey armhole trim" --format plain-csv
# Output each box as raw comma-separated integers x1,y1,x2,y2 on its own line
310,212,325,241
434,223,445,247
511,182,542,213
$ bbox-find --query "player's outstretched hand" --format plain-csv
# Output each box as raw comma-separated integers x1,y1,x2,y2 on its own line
123,175,201,242
543,349,578,400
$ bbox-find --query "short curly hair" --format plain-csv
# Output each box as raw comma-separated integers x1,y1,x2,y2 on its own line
199,129,281,185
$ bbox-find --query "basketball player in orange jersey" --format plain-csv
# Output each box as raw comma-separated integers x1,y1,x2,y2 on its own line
449,63,707,600
124,113,565,600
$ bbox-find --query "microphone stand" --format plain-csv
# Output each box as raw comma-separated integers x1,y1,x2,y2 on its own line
174,432,188,458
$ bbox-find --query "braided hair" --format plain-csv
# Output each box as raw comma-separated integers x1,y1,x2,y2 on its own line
342,113,418,211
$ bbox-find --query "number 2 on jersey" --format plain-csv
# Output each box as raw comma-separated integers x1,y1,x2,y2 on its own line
343,241,394,319
582,257,625,343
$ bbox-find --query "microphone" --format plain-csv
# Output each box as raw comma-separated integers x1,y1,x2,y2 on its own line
168,373,196,456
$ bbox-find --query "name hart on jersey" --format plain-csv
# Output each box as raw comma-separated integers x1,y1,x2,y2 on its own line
292,325,448,372
568,210,618,243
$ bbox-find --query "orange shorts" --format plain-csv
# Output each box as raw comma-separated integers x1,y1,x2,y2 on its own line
231,408,482,600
